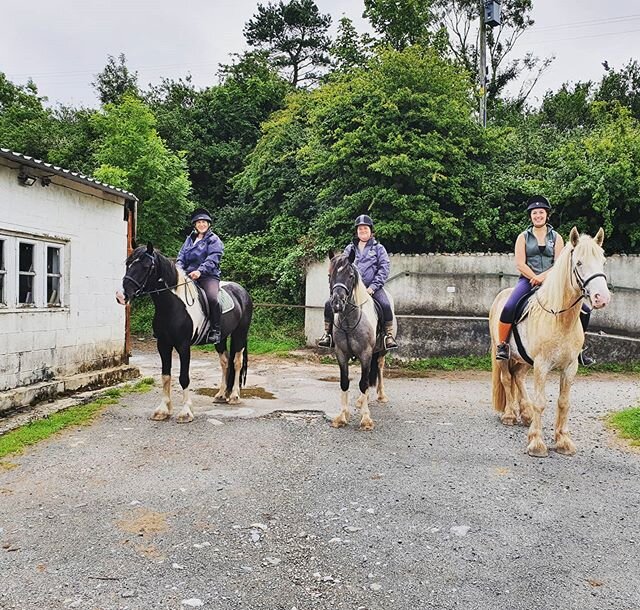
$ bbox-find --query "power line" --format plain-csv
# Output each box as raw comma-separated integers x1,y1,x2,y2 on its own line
526,27,640,45
531,13,640,33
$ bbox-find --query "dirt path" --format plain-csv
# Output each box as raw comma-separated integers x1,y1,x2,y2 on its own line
1,347,639,609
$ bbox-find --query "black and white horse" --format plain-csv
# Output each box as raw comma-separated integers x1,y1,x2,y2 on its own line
328,249,394,430
117,244,253,422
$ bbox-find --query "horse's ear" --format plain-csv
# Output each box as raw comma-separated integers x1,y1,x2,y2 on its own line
146,242,154,254
569,227,580,247
348,247,356,264
327,249,335,261
594,227,605,247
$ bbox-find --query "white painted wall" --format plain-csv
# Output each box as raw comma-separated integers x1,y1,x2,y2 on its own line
0,164,128,391
305,251,640,344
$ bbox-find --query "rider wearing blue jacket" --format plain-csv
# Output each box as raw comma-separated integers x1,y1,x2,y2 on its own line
318,214,398,350
177,208,224,343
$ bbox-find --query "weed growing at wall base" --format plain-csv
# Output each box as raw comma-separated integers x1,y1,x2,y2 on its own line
608,407,640,446
0,378,154,460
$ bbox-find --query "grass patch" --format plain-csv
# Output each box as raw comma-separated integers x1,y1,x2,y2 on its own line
0,378,155,461
608,407,640,446
388,355,492,372
578,361,640,375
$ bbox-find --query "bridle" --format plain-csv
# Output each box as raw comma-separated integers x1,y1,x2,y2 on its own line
330,265,364,332
123,252,157,298
536,248,607,315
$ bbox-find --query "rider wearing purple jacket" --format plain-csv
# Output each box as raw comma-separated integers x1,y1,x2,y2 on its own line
318,214,398,350
177,208,224,343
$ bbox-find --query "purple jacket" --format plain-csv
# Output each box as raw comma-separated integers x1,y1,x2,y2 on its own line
344,238,390,292
176,230,224,280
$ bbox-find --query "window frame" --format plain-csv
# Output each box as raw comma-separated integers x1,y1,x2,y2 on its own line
0,233,67,311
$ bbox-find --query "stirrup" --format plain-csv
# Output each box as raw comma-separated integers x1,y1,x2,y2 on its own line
317,333,333,348
496,342,510,360
578,349,595,366
384,334,398,350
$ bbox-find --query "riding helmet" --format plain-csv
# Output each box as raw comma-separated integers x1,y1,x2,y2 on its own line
354,214,374,229
526,195,551,212
191,208,212,224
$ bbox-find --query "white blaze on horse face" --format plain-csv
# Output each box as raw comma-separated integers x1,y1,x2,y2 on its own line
588,276,611,309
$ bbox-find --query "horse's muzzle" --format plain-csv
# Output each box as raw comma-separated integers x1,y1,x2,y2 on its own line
115,290,128,306
330,295,346,313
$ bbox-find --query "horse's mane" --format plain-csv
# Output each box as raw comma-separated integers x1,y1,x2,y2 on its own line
333,253,371,307
528,233,600,318
128,246,189,294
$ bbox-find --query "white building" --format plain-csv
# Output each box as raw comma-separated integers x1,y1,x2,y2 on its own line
0,149,139,411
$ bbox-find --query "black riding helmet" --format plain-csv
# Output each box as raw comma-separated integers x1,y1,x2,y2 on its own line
354,214,374,229
526,195,551,212
191,207,212,224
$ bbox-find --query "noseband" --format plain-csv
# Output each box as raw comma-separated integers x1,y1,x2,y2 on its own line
124,252,156,297
330,264,365,332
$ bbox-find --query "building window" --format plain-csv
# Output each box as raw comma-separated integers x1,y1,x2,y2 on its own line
18,242,36,306
47,246,62,306
0,239,5,306
0,234,66,310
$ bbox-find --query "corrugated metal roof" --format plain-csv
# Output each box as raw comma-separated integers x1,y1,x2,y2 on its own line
0,148,139,202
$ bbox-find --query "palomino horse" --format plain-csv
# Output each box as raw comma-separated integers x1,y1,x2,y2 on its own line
328,249,395,430
116,244,253,422
489,228,610,457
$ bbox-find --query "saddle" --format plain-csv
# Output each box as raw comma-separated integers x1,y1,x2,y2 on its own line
511,287,539,365
191,282,235,346
194,281,235,318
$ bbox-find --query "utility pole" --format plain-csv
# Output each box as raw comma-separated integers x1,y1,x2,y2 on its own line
478,0,487,127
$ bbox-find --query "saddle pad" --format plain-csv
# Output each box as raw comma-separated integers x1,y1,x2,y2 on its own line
219,285,234,314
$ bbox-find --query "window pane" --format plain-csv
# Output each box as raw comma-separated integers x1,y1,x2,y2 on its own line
0,240,4,271
47,276,60,305
19,275,34,304
19,243,34,272
47,247,60,274
0,240,4,304
0,275,4,305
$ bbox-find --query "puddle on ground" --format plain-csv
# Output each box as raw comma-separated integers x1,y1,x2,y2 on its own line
196,386,277,399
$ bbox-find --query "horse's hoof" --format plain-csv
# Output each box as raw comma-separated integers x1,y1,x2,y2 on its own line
151,411,170,421
176,413,194,423
227,396,240,405
359,419,375,431
378,394,389,404
500,415,517,426
527,442,548,458
331,417,348,428
554,438,577,456
213,394,227,403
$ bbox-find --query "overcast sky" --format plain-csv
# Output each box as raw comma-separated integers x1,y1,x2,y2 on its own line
2,0,639,108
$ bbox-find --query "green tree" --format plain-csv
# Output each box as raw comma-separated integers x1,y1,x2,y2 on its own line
595,59,640,120
92,53,139,106
329,16,373,73
0,73,57,159
363,0,441,51
90,94,192,253
243,0,332,87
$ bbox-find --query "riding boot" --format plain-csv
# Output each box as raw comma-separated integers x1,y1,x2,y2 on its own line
384,322,398,350
207,302,222,344
317,321,334,348
496,342,510,360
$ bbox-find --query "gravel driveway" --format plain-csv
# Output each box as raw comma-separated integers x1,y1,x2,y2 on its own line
1,347,639,610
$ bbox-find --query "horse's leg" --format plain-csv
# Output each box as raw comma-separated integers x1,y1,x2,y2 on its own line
152,340,173,420
213,345,229,403
331,351,351,428
376,353,388,403
498,361,518,426
356,352,374,431
512,364,534,426
527,363,550,457
227,347,244,405
554,361,578,455
175,342,194,423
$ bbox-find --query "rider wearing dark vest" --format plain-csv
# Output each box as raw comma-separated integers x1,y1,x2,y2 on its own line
495,195,594,365
176,208,224,344
317,214,398,350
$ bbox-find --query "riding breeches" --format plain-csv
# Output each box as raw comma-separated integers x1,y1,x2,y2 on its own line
323,288,393,324
198,277,221,328
500,276,592,330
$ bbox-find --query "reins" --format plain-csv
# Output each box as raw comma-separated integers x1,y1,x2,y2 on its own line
330,271,367,333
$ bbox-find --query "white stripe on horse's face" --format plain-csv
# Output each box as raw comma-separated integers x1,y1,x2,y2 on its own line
337,264,347,273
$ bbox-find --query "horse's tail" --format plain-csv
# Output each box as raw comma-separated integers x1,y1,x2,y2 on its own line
368,352,382,388
491,341,506,413
226,341,249,393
